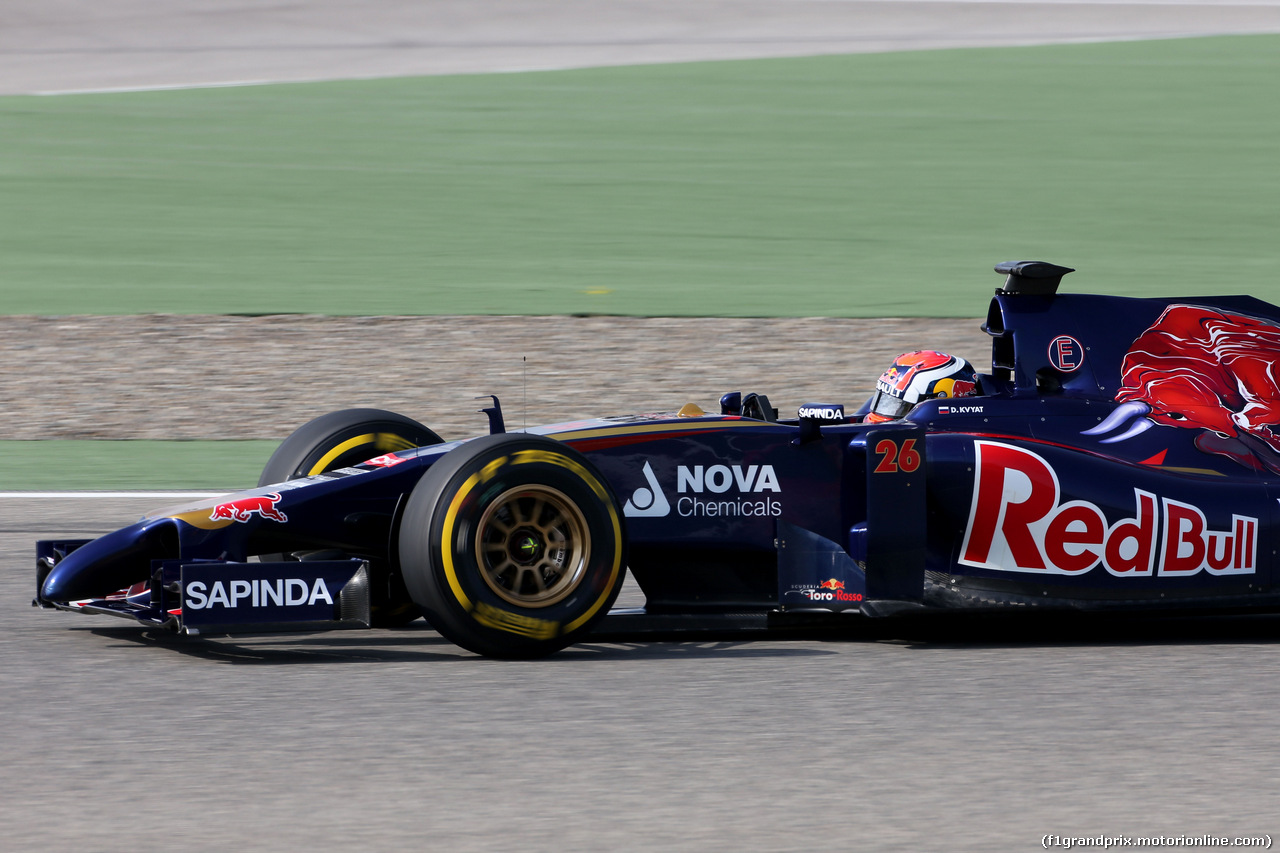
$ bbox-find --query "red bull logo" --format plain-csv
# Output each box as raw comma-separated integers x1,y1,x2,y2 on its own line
209,493,288,524
960,441,1257,577
818,578,845,591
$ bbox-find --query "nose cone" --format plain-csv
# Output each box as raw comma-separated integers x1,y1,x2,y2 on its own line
41,523,174,602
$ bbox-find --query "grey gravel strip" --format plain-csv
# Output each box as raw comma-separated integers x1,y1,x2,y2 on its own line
1,315,987,441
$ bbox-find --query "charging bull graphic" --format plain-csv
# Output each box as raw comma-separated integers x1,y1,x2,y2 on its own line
209,493,288,523
1083,305,1280,473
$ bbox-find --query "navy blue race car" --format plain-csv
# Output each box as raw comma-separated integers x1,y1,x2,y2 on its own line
35,261,1280,657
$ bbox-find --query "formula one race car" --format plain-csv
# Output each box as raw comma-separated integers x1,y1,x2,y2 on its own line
35,261,1280,657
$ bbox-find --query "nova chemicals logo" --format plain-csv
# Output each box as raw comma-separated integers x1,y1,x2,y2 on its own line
623,461,782,518
623,461,671,518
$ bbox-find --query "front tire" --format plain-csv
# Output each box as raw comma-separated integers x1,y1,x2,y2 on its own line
399,434,627,658
258,408,444,627
259,408,443,485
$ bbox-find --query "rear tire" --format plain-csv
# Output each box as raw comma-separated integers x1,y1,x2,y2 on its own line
399,434,627,658
258,408,444,627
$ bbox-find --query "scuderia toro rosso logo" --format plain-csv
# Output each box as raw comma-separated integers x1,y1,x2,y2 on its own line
623,461,781,518
786,578,863,604
959,441,1257,577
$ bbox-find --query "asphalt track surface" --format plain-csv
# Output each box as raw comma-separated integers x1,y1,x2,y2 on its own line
6,4,1280,850
7,498,1280,851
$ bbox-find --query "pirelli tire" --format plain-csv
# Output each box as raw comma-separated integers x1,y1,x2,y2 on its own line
259,408,444,627
398,434,627,659
259,408,443,485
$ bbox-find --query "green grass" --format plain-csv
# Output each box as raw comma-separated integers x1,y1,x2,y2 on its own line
3,35,1278,317
5,37,1280,487
0,441,276,490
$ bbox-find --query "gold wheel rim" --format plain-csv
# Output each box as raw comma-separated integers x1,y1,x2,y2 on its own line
474,485,590,608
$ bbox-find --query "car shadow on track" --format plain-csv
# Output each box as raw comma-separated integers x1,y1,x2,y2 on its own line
558,639,836,661
86,623,839,665
84,611,1280,664
869,611,1280,649
89,625,464,665
585,610,1280,651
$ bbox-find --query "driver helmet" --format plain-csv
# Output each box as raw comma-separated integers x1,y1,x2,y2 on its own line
866,351,978,423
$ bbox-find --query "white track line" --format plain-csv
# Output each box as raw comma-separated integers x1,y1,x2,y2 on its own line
837,0,1280,4
34,79,281,96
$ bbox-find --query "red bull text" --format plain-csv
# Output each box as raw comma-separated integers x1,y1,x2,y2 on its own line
960,441,1257,577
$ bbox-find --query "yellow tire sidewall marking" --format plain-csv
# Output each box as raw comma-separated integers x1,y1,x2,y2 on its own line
440,468,487,612
308,432,418,476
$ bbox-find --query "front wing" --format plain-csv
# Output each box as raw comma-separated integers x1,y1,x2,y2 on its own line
36,540,371,635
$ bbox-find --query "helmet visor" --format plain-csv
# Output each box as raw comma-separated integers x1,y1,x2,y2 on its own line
869,389,913,422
